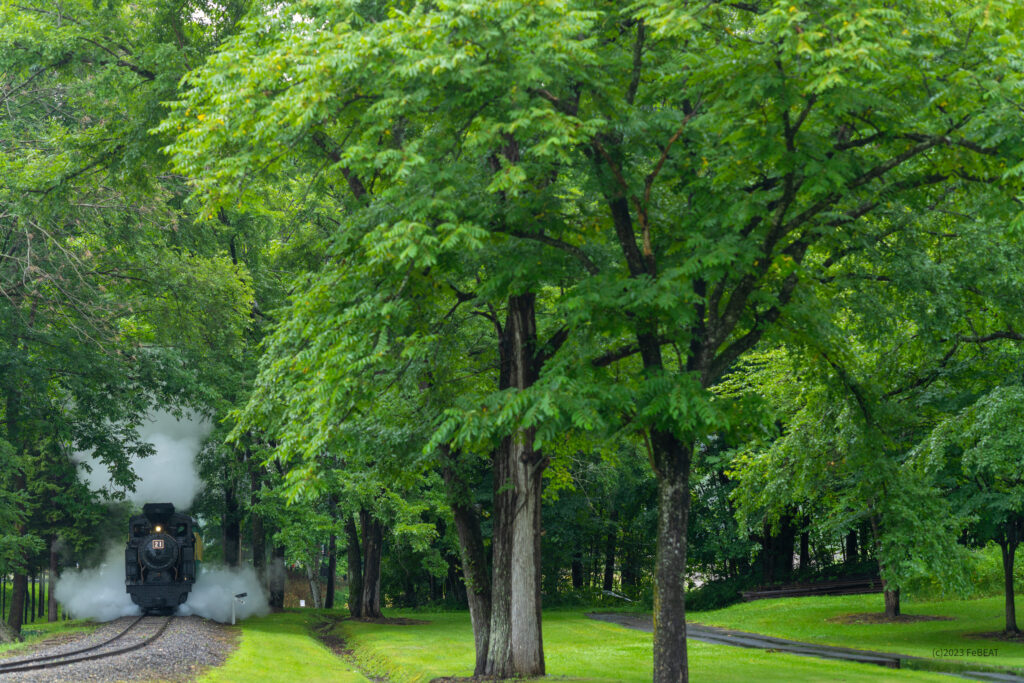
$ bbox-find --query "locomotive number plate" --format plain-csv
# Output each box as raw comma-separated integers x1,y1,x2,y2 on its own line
152,539,165,550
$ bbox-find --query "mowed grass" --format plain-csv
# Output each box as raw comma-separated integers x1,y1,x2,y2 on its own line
198,610,369,683
339,610,951,682
693,593,1024,669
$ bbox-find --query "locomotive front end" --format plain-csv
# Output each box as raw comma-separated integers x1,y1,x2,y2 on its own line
125,502,200,615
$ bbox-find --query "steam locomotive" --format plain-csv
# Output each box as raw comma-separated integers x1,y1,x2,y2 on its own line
125,502,202,614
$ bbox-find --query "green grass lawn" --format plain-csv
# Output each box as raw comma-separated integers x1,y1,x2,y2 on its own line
338,610,952,682
197,610,369,683
693,593,1024,669
0,616,96,656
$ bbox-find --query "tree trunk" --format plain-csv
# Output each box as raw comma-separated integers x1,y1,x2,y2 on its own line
36,570,44,619
326,533,337,610
6,573,27,636
268,544,286,610
442,448,492,675
772,514,796,582
1000,517,1021,635
485,438,514,676
859,521,872,562
509,426,545,675
603,513,617,591
846,530,858,565
493,293,546,676
223,479,241,567
799,531,810,571
249,465,266,587
345,515,363,618
48,538,58,622
651,434,692,683
306,564,322,609
483,293,547,677
884,587,900,618
359,510,383,618
571,553,584,589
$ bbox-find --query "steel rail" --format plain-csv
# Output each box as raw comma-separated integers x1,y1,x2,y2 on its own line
0,616,173,675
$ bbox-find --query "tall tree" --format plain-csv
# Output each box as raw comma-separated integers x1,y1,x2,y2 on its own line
165,2,1024,680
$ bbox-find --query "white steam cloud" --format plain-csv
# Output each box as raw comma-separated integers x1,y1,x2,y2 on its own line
75,409,212,509
177,566,270,622
56,546,270,623
55,545,141,622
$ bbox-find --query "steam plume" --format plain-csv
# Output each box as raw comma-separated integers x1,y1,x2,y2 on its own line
75,409,211,509
55,546,270,623
54,545,140,622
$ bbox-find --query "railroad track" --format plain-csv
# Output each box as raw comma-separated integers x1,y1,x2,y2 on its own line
0,615,173,675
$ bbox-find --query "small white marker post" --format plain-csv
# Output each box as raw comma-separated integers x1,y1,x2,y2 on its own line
299,599,305,607
232,592,247,626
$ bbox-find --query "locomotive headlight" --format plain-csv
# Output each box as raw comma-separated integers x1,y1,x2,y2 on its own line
155,525,162,533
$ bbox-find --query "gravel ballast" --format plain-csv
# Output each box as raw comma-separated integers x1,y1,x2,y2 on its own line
0,616,237,682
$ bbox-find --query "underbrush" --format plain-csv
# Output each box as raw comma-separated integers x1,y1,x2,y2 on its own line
904,543,1024,601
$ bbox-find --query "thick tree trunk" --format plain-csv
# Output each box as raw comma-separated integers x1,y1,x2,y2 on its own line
509,427,544,675
845,530,858,565
485,439,514,676
345,515,363,617
7,573,27,636
483,293,547,677
884,587,900,618
47,538,58,622
326,533,337,610
869,515,899,618
443,451,492,675
651,435,692,683
268,544,286,610
359,510,383,618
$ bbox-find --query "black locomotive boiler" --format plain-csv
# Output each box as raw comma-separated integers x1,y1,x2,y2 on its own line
125,502,202,614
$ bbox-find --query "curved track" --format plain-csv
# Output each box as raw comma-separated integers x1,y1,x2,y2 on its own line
0,616,173,676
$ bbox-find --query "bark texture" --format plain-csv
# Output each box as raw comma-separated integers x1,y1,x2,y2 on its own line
326,532,337,610
345,515,363,617
359,510,383,618
884,587,901,618
6,574,26,635
442,445,492,675
651,436,692,683
485,437,514,676
999,516,1022,634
